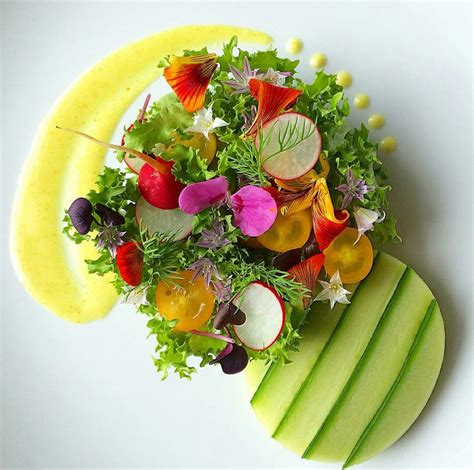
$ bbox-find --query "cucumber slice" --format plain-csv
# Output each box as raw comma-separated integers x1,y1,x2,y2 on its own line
246,252,445,465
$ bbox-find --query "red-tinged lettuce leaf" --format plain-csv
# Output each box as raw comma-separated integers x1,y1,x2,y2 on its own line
312,178,349,251
163,54,217,113
288,253,325,308
245,79,302,135
116,241,143,287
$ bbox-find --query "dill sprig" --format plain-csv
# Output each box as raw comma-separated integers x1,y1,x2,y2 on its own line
138,224,187,287
225,118,316,187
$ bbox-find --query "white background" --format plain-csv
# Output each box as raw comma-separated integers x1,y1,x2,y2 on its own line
1,1,473,469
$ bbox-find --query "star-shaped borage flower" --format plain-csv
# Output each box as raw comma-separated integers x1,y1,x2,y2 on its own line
315,270,352,309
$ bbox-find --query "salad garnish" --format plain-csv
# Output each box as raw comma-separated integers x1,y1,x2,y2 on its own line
62,36,399,379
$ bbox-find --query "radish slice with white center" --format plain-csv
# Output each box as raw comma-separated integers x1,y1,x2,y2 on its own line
135,197,193,240
257,112,321,181
232,281,285,351
125,154,145,174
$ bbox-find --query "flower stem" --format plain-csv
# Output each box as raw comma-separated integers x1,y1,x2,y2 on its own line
189,329,235,343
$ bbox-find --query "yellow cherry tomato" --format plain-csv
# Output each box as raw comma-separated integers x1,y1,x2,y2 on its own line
257,209,312,253
172,132,217,164
323,227,374,283
156,270,215,332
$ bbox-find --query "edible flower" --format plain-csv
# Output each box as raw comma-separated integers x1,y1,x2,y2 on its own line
96,224,126,258
230,185,277,237
242,104,257,132
68,197,94,235
354,207,385,243
196,220,231,249
312,178,350,250
223,56,260,94
261,67,292,86
178,177,278,237
185,105,228,139
213,303,246,329
116,241,144,287
163,53,218,112
188,257,221,288
178,176,229,214
336,169,374,209
315,270,352,309
245,78,302,135
288,253,326,308
121,287,149,307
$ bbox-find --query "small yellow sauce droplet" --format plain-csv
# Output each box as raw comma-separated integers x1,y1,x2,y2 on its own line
310,52,327,68
368,113,385,129
354,93,370,109
379,136,397,153
336,71,352,88
286,37,303,55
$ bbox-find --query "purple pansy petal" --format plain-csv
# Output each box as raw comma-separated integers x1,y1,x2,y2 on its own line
178,176,228,215
230,186,277,237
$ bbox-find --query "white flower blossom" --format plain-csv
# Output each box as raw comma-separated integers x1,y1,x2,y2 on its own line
185,106,228,140
354,207,385,243
315,270,352,309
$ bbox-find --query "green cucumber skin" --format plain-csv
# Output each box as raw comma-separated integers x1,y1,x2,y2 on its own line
248,252,445,465
272,252,405,451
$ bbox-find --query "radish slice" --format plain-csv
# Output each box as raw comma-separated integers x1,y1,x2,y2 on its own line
232,281,285,351
125,154,145,174
135,197,193,240
258,112,321,181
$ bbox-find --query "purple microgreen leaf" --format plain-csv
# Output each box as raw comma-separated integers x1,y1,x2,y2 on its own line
68,197,94,235
209,342,234,364
213,303,246,329
273,248,303,271
95,203,125,226
213,343,249,375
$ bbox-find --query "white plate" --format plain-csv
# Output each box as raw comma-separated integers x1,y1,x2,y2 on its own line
1,1,472,469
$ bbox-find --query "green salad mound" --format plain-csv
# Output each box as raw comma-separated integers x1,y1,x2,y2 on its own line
63,36,399,379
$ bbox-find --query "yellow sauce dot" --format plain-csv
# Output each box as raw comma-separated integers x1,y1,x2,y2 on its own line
336,71,352,88
354,93,370,109
286,37,303,55
379,136,397,153
310,52,327,68
368,113,385,129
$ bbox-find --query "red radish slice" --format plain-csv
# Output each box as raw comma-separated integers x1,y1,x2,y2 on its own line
125,155,145,174
232,281,285,351
135,197,193,240
257,112,321,181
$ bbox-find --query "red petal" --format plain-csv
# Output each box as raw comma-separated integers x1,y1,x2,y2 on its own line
163,54,217,112
246,79,302,135
288,254,325,308
312,179,349,251
116,241,144,287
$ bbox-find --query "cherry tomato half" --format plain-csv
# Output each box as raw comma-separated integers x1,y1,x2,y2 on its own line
323,227,373,283
156,270,215,332
258,209,312,253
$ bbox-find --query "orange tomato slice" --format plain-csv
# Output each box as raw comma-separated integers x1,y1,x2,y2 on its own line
257,209,312,253
323,227,374,283
156,270,215,332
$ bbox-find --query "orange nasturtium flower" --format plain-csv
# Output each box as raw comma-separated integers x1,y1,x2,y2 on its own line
312,178,350,251
245,78,302,135
163,53,218,113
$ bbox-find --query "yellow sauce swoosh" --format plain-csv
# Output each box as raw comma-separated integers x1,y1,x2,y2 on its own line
10,25,272,323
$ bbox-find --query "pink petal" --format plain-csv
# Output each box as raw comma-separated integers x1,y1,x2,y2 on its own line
178,176,228,214
230,186,277,236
